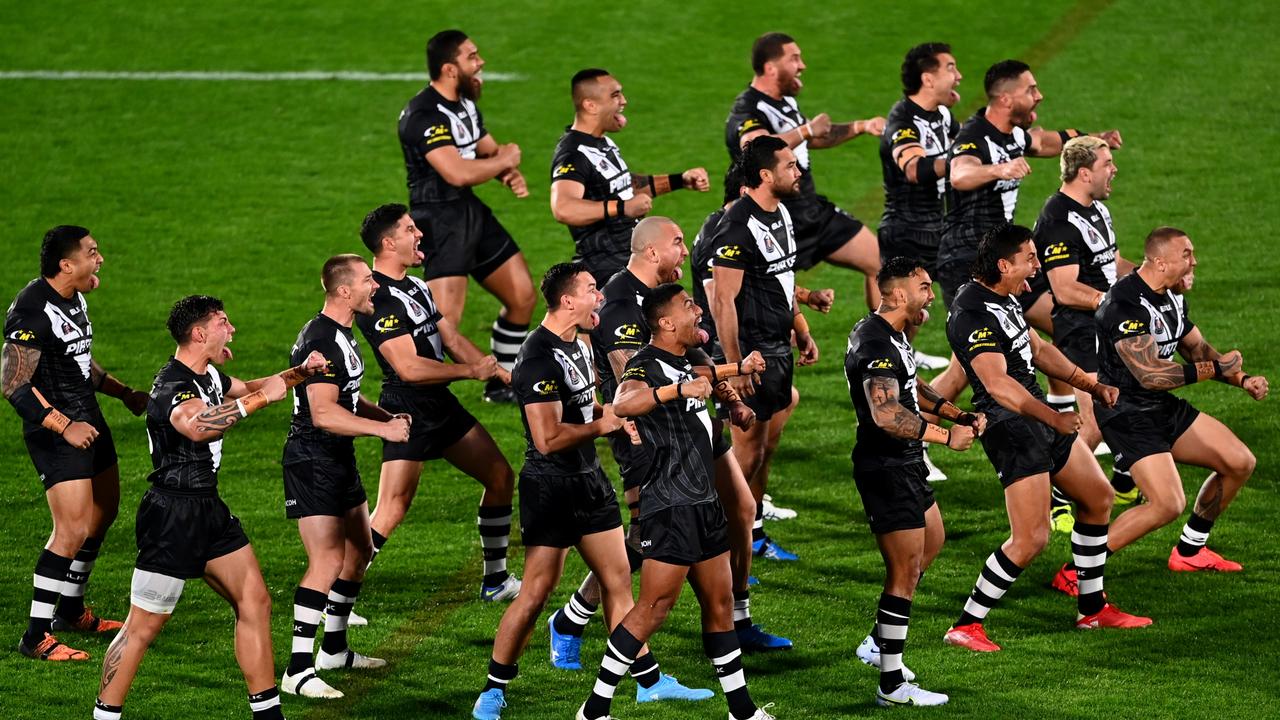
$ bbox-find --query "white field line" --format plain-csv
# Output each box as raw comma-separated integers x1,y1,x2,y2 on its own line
0,70,523,82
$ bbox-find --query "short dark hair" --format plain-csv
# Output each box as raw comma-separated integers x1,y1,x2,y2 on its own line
541,261,591,309
984,59,1031,99
1145,226,1189,255
571,68,611,107
901,42,951,95
751,32,795,76
722,162,746,205
741,135,788,188
972,223,1034,285
426,30,469,80
876,255,926,292
39,225,91,278
322,254,366,296
642,283,686,329
360,203,408,253
167,295,224,344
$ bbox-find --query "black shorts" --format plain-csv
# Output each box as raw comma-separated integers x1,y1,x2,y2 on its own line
282,449,367,519
609,433,651,492
788,194,865,271
879,225,941,276
640,502,730,566
519,468,622,548
1019,272,1051,315
743,353,794,423
935,256,972,309
853,461,937,535
135,489,251,580
24,412,118,490
412,199,521,281
379,387,477,462
1054,324,1099,373
980,416,1076,487
1099,397,1201,472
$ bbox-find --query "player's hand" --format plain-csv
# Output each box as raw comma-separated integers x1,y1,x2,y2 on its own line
468,355,500,381
261,374,288,403
1217,350,1243,377
496,143,522,170
682,168,710,192
121,388,149,416
860,116,887,136
624,193,653,218
381,415,412,443
806,288,835,314
807,113,832,139
393,412,413,427
729,373,756,398
303,351,329,375
738,351,766,376
63,421,99,450
1048,409,1083,435
501,169,529,198
1094,130,1123,148
796,332,819,366
1091,382,1119,408
683,377,714,400
1242,374,1269,400
599,404,625,434
946,424,977,451
971,412,988,436
624,419,642,445
728,401,756,431
994,158,1032,181
495,366,512,386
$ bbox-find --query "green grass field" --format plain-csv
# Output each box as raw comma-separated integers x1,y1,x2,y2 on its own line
2,1,1278,718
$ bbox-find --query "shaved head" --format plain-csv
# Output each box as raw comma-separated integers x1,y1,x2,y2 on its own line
630,216,678,253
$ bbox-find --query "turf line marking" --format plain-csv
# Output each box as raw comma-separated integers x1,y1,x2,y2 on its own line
0,70,522,82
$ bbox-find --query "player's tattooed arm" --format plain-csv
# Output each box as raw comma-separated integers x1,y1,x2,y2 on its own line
864,376,925,440
1115,334,1228,390
916,379,982,428
1,342,40,400
808,117,885,148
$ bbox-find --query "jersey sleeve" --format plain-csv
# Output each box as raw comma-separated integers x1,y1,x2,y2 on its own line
550,143,589,185
853,338,903,380
1036,221,1083,272
710,221,755,271
3,299,52,350
513,354,565,406
595,301,646,357
887,118,923,153
356,298,412,348
473,105,489,142
950,125,986,161
728,105,771,146
949,309,1004,363
1098,297,1150,346
400,105,456,158
619,355,661,389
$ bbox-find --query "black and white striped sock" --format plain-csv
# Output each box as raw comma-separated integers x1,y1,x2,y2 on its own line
288,586,327,674
491,317,529,374
58,536,102,620
248,686,284,720
478,505,512,588
320,578,361,655
955,548,1024,627
732,589,752,632
93,700,122,720
552,589,598,638
1176,512,1215,558
876,593,912,693
25,549,70,644
705,630,757,720
483,658,518,692
1046,393,1077,413
1072,522,1109,616
582,625,642,719
752,503,766,545
629,651,661,689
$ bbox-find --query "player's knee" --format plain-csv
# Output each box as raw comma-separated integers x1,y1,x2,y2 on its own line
1014,526,1050,559
1080,489,1113,517
53,520,92,551
1223,447,1256,480
486,465,516,496
1149,490,1186,526
348,539,374,570
235,586,272,623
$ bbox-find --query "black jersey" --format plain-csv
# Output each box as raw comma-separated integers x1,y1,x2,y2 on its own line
355,271,448,396
146,358,233,493
398,85,488,206
725,86,816,197
513,325,599,475
283,313,364,458
1035,192,1120,335
946,281,1040,424
880,98,959,231
591,269,650,404
845,314,923,469
621,345,717,519
940,109,1029,266
691,207,727,359
550,128,638,270
4,279,100,429
1095,272,1195,418
709,194,797,356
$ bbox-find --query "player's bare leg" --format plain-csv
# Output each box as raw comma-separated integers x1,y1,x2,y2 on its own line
368,460,423,541
489,545,570,665
444,424,519,598
40,471,121,642
95,605,172,709
204,546,277,694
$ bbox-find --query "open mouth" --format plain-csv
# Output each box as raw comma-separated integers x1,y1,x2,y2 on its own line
89,272,100,290
615,109,627,128
695,327,709,345
221,337,234,361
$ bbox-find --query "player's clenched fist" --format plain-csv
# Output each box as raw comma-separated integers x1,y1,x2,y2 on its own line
683,168,710,192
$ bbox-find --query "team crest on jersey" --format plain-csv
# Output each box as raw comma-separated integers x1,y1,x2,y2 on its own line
867,358,895,370
1117,319,1146,336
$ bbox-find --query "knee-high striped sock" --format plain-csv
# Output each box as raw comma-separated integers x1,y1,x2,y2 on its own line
629,651,661,689
751,502,765,545
26,550,71,644
248,686,284,720
320,578,361,655
1046,393,1077,413
552,588,599,638
491,317,529,374
876,593,912,693
288,586,327,674
57,536,102,620
367,530,387,571
732,589,752,632
704,630,757,720
1072,522,1108,616
954,548,1024,628
1051,486,1073,508
478,505,512,588
93,700,122,720
483,658,518,692
1175,512,1215,558
582,625,642,719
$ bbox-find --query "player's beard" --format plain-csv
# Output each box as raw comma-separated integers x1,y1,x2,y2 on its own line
458,70,482,101
773,176,801,198
781,69,803,96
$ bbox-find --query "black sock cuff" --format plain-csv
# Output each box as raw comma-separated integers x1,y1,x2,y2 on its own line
1073,521,1109,537
294,586,328,610
248,686,280,703
78,536,104,556
371,530,388,550
493,317,529,333
1186,512,1215,533
754,503,764,521
95,700,123,712
993,548,1025,577
37,549,72,575
630,651,658,674
478,504,513,519
878,593,913,616
488,657,519,680
733,589,750,602
572,590,599,612
608,625,644,659
330,578,362,598
702,630,739,657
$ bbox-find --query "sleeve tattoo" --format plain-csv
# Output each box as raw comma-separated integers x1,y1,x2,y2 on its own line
1115,335,1186,390
864,375,925,439
1,343,40,399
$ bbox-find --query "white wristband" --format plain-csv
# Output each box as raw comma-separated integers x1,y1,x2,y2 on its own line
236,399,247,418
